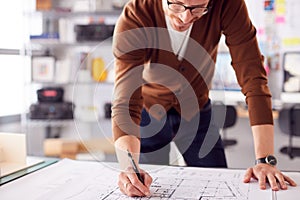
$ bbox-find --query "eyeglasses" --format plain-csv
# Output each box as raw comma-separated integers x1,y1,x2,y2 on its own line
167,0,210,16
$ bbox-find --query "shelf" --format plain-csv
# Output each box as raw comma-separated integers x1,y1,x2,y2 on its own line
25,81,114,87
22,2,116,156
26,119,74,127
24,9,122,19
27,39,113,48
25,117,111,127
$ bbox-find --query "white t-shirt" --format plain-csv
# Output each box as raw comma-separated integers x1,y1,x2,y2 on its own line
165,15,193,60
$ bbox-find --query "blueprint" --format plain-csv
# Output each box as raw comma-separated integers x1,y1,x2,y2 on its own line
0,159,299,199
105,167,250,200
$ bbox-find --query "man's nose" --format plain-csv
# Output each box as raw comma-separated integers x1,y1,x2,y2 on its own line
178,9,193,23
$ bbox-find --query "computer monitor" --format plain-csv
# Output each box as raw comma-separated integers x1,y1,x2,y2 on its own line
282,52,300,93
211,52,241,91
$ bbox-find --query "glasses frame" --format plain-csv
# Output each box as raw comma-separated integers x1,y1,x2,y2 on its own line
166,0,211,16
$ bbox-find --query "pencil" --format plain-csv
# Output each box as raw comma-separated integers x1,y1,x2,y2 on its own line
127,150,144,184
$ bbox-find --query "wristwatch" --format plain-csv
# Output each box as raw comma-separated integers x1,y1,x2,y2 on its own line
255,155,277,166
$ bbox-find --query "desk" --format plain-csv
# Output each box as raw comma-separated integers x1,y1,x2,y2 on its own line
0,158,58,186
0,159,299,199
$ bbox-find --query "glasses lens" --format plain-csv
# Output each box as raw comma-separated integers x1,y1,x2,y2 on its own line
168,4,185,13
191,8,208,15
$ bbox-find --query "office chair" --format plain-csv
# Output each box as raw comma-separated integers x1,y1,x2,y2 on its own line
278,104,300,159
212,102,238,147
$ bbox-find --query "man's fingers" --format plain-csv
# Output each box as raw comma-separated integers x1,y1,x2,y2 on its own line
275,173,287,190
243,168,254,183
119,174,145,197
249,164,297,191
283,174,297,186
267,174,279,191
125,182,145,197
258,173,267,190
127,170,150,196
142,171,153,188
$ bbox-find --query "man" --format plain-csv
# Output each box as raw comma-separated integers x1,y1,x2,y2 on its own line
111,0,296,197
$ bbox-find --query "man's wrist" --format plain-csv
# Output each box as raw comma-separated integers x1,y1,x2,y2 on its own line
255,155,277,166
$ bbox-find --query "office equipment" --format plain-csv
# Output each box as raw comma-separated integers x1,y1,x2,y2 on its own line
278,104,300,159
37,87,64,103
282,52,300,92
212,52,241,91
212,102,238,147
104,102,112,118
29,102,74,120
0,158,299,199
74,24,115,42
127,150,144,184
29,87,74,120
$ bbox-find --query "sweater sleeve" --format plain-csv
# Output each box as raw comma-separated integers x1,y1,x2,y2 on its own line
221,0,273,126
112,0,154,141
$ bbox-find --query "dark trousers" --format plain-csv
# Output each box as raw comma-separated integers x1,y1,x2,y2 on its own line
139,100,227,168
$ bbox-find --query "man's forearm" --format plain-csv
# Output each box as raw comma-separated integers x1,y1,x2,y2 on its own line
251,124,274,159
114,135,141,170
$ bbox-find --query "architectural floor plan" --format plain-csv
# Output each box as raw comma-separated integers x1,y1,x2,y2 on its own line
105,167,250,200
0,159,299,199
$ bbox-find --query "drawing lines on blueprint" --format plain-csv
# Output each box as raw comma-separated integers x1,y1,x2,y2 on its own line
102,167,250,200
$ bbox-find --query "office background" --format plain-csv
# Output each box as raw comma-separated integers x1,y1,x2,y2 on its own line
0,0,300,171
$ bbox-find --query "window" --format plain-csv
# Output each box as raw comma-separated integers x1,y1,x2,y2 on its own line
0,0,25,116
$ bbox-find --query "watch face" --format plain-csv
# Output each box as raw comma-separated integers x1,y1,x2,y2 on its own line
266,155,277,166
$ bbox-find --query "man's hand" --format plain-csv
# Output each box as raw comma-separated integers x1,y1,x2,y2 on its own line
243,164,297,190
118,167,152,197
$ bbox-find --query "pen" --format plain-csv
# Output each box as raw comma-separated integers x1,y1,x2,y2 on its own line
127,150,144,184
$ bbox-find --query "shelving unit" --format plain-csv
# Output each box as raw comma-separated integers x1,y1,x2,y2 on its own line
22,1,119,156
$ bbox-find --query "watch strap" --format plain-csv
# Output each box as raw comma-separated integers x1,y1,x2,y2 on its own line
255,157,266,165
255,155,277,166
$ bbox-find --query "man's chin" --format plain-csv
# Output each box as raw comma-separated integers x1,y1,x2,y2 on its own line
173,24,192,32
171,18,199,31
